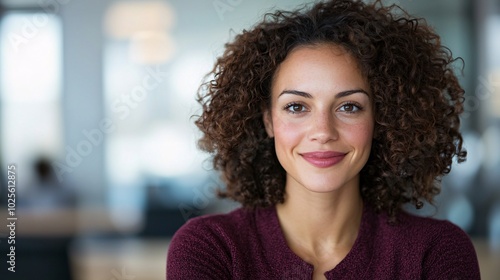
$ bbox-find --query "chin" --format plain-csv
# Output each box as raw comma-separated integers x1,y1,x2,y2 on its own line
295,173,359,194
304,184,344,193
298,177,347,193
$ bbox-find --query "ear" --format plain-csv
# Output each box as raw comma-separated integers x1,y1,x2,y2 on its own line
262,109,274,138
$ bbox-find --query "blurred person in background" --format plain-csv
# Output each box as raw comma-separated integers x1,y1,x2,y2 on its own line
20,156,76,210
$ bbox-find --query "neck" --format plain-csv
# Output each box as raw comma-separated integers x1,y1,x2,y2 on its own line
276,179,363,257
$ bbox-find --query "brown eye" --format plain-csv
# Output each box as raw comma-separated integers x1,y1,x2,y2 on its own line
339,103,362,113
285,103,307,114
344,104,354,111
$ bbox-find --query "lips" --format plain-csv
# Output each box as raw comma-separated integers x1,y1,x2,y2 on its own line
300,151,347,168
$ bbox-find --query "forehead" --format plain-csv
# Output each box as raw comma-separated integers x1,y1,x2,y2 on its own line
271,43,368,95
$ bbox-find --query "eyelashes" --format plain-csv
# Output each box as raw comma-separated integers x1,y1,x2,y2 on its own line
338,102,364,113
283,102,308,114
283,101,364,114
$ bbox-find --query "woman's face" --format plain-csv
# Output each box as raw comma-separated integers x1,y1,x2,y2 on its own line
263,43,374,194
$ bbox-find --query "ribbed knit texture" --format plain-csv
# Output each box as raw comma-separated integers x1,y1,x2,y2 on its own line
166,204,480,279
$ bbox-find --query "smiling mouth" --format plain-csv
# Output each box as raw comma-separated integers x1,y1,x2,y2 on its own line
300,151,347,168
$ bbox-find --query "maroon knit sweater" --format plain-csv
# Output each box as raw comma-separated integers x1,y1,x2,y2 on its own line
166,204,480,279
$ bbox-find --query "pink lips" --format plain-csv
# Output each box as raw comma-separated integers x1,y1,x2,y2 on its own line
301,151,347,168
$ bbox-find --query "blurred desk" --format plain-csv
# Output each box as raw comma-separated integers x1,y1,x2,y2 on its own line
70,237,169,280
473,238,500,280
0,208,78,280
0,207,120,280
0,207,119,236
0,207,76,237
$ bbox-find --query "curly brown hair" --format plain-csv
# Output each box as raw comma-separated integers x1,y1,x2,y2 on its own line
195,0,466,219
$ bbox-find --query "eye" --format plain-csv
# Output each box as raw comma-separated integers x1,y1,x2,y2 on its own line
338,102,362,113
284,102,308,114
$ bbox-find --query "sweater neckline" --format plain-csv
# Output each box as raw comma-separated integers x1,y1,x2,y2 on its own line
255,202,376,278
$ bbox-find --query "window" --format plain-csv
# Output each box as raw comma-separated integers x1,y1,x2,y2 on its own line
0,12,62,196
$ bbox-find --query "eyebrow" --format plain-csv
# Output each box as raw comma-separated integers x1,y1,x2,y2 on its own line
278,89,369,99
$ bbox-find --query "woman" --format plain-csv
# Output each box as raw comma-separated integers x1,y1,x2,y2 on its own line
167,0,480,279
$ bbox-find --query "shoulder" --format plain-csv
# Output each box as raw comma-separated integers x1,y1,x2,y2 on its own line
166,207,257,279
378,210,480,279
171,207,255,243
367,206,471,244
168,206,255,253
396,211,475,249
392,210,468,239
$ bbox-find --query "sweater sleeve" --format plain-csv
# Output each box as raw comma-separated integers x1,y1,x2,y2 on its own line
421,221,480,280
166,217,233,280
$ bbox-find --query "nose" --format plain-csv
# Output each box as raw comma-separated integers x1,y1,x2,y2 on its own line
308,111,339,143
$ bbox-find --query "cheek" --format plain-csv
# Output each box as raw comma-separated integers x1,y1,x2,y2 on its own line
342,121,374,150
272,115,305,153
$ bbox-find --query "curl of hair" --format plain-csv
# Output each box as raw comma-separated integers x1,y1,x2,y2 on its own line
195,0,466,220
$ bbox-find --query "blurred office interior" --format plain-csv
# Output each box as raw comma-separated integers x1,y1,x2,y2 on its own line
0,0,499,279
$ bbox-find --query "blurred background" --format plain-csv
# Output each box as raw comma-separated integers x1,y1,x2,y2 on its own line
0,0,498,279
